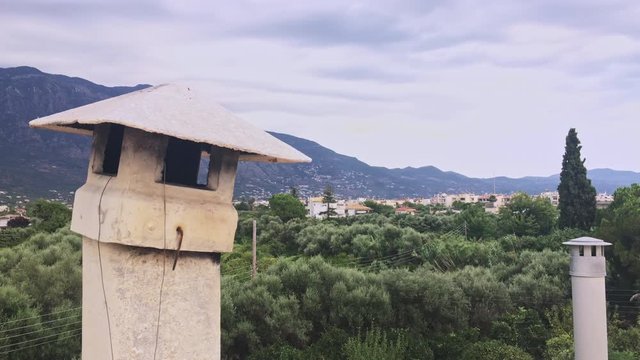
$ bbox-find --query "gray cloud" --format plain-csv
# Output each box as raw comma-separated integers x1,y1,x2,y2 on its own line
204,77,395,103
236,12,412,47
0,0,169,20
1,0,639,176
313,66,415,83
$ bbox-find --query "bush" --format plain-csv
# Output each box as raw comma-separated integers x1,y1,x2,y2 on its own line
460,340,533,360
343,328,409,360
7,216,30,228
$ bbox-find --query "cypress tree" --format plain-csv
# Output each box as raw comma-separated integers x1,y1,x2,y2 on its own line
557,128,596,230
319,185,337,219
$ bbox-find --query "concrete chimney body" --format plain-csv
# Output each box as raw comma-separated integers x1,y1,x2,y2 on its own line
563,237,612,360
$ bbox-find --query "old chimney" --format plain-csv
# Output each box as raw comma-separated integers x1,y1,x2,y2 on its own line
30,84,310,360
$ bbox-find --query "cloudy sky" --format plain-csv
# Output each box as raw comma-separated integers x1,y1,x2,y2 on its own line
1,0,638,177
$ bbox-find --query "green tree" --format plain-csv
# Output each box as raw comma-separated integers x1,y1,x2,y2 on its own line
498,193,557,236
557,128,596,230
362,200,395,216
7,216,30,228
456,204,498,240
460,340,533,360
597,184,640,288
26,199,71,233
235,201,251,211
343,328,414,360
319,185,337,219
289,187,300,199
269,193,307,222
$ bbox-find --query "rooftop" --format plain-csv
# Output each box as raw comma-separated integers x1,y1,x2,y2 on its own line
563,237,612,246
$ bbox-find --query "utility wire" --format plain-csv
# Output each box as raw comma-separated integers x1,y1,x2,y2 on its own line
0,328,81,351
0,329,81,356
153,161,169,360
0,320,81,342
0,314,81,335
97,176,115,360
0,307,81,327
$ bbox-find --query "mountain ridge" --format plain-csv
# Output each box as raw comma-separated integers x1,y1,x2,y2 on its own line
0,66,638,201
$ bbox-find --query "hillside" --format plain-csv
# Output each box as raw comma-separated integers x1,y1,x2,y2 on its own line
0,66,148,200
0,66,638,201
237,133,638,198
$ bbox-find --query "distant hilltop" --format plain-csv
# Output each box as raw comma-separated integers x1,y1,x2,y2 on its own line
0,66,639,200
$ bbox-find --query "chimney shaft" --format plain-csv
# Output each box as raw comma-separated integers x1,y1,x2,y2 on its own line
563,237,612,360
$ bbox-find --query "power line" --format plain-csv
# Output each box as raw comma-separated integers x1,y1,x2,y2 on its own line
97,176,115,360
0,314,81,335
0,328,81,351
0,320,81,342
0,307,81,327
0,329,81,356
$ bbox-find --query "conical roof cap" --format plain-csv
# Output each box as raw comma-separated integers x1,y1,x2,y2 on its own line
563,236,611,246
29,84,311,163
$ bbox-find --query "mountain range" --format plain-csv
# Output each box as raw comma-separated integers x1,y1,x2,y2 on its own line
0,66,638,201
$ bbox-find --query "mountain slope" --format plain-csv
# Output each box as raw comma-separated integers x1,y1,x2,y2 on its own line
0,66,149,199
0,67,637,201
238,133,639,198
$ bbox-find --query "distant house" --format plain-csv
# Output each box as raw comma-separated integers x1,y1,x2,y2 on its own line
596,193,614,209
395,207,417,215
307,197,346,219
345,203,372,216
538,192,560,206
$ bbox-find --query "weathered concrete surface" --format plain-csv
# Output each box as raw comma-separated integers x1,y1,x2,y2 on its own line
29,84,311,164
72,128,239,252
83,237,221,360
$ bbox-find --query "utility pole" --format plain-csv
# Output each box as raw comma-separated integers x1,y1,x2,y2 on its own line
252,219,257,279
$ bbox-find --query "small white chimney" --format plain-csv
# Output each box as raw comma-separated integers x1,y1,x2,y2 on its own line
563,237,612,360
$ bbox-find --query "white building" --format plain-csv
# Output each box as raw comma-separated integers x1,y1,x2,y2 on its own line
307,197,346,219
538,192,560,206
596,193,614,209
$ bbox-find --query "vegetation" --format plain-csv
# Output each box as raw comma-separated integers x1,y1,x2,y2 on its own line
598,184,640,289
223,188,640,359
26,199,71,233
1,183,639,359
498,193,556,237
269,194,307,222
6,217,29,228
558,128,597,230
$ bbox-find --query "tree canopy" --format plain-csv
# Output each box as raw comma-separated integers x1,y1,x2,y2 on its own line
269,193,307,222
26,199,71,233
557,128,596,230
497,193,557,236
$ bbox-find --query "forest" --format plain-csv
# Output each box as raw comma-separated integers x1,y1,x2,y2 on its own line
0,186,639,359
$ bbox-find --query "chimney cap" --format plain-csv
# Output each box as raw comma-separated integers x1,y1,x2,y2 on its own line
562,236,612,247
29,84,311,164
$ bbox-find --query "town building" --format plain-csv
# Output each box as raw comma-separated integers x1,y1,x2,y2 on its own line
345,203,372,216
395,207,417,215
306,197,346,218
538,192,560,206
596,193,614,209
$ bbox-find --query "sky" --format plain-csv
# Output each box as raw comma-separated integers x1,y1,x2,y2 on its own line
1,0,638,178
